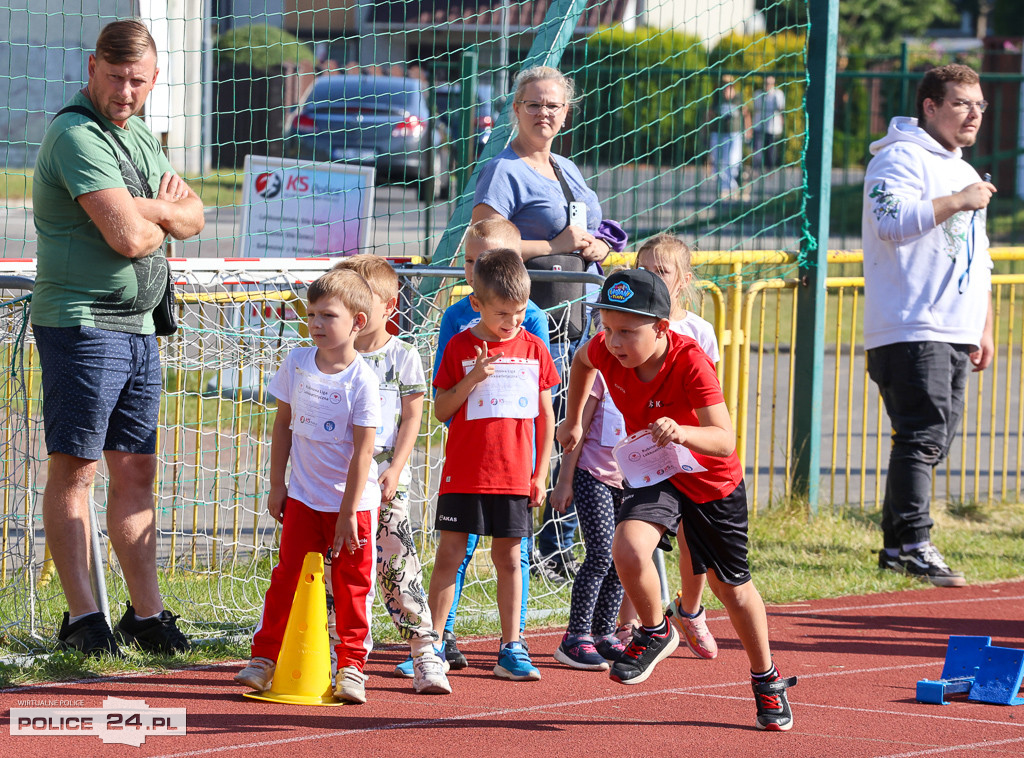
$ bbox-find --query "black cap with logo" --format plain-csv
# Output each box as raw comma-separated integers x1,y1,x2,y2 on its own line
586,268,671,320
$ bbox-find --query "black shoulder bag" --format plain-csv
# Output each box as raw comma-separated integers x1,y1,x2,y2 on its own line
54,105,177,337
523,158,586,342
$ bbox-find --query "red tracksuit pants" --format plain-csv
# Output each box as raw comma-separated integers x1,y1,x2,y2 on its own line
251,497,377,671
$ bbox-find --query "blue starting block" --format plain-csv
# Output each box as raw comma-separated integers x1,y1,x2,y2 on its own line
917,635,990,705
969,645,1024,706
917,635,1024,706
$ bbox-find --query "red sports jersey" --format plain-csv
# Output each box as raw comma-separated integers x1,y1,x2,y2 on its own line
434,328,559,496
588,330,743,503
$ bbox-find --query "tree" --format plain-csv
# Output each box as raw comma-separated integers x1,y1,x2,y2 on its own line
758,0,959,55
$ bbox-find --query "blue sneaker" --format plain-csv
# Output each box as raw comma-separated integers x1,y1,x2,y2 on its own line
494,640,541,681
394,643,450,679
554,632,609,671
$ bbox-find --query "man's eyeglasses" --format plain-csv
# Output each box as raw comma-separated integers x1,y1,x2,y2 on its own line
940,98,989,114
518,101,566,115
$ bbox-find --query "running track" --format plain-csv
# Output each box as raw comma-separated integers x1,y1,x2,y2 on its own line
2,579,1023,757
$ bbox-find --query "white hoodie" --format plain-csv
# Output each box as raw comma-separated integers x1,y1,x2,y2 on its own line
862,117,991,350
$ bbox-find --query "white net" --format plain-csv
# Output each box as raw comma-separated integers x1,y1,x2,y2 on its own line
0,260,585,652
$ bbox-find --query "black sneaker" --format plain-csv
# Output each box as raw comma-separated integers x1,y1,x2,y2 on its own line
442,629,468,670
57,611,121,657
877,549,901,572
531,556,568,585
594,633,625,663
896,543,966,588
556,555,581,580
752,673,797,731
113,602,191,654
609,621,678,685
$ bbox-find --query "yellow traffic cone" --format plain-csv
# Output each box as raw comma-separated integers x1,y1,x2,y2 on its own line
244,551,341,706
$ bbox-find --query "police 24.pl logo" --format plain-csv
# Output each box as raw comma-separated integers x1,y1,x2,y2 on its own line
11,696,186,746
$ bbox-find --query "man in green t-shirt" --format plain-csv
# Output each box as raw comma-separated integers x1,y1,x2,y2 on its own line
32,18,205,657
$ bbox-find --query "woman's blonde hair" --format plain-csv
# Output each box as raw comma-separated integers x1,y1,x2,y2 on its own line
512,66,577,106
636,234,700,311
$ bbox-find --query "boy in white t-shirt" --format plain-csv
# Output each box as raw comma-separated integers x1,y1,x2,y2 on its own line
333,255,451,695
234,269,382,705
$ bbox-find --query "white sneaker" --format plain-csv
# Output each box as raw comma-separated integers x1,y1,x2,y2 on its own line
233,657,275,691
334,665,368,704
413,650,453,695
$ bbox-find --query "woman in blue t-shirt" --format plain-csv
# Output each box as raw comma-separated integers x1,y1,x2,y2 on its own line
471,65,618,584
471,66,609,268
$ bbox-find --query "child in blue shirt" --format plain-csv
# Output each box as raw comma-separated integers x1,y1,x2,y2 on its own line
431,218,550,668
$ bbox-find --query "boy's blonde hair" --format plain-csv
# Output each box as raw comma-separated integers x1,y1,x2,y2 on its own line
636,234,699,309
307,268,373,319
466,217,522,253
332,254,399,303
473,248,531,304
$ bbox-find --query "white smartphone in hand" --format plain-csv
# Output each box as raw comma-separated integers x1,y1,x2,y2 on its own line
569,201,586,228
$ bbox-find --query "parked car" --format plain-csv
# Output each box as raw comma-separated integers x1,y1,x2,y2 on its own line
434,81,496,157
284,74,451,201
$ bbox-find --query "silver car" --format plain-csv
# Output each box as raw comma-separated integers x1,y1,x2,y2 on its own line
285,74,451,201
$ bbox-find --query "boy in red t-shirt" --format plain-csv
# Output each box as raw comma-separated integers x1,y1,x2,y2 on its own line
557,269,797,731
430,249,558,683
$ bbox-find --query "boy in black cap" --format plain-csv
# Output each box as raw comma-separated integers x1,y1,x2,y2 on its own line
556,269,797,732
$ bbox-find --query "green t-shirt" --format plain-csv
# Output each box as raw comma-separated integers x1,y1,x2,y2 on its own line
32,91,173,333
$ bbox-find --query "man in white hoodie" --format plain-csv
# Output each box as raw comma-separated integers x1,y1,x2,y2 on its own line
862,63,995,588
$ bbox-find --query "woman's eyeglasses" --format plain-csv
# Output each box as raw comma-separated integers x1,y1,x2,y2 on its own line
518,101,565,115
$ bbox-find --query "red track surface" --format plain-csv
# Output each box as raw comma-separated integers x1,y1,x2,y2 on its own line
3,579,1024,757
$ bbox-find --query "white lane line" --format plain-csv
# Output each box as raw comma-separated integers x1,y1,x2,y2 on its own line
768,593,1024,616
145,660,1022,758
875,735,1024,757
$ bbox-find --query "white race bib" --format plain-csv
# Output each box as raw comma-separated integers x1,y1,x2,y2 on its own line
612,429,707,488
375,385,400,448
462,357,540,420
599,394,626,448
290,366,348,442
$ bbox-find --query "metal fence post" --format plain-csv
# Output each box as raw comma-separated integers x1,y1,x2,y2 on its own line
456,47,479,198
792,0,839,512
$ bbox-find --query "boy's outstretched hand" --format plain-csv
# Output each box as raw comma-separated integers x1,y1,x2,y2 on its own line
648,417,686,447
333,512,360,557
468,343,503,382
556,420,582,452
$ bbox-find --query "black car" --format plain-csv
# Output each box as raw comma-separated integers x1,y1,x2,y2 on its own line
284,74,450,201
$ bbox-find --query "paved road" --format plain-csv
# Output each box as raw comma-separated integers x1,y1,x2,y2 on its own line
0,165,863,262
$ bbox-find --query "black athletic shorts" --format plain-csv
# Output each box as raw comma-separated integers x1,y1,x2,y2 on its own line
435,493,532,538
618,479,751,585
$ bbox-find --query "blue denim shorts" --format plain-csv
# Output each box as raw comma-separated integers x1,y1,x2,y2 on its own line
33,325,161,459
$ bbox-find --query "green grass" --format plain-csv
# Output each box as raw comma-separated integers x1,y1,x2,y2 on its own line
188,170,244,208
0,168,32,201
3,498,1021,687
0,168,242,207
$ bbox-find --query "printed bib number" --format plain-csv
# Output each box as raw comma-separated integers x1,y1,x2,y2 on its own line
462,357,540,420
